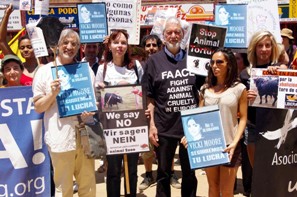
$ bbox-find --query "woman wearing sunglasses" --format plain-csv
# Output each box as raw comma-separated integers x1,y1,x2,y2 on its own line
182,48,247,197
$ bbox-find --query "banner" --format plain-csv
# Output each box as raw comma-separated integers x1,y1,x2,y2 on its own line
181,105,229,170
0,86,50,197
250,68,297,109
140,4,214,25
252,109,297,196
100,85,149,155
187,23,226,76
93,0,141,45
77,3,108,43
26,7,78,28
289,0,297,18
51,62,97,118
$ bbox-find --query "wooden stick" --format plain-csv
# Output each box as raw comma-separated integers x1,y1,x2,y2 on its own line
51,47,58,79
124,154,130,194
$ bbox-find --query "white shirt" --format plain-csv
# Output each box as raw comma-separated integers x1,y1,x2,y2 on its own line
95,61,143,85
32,58,95,152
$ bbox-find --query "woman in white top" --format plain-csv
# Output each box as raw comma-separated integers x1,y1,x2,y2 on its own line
201,48,247,197
96,29,143,197
182,48,247,197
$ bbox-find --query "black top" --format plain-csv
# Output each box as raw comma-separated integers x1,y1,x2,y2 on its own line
143,49,205,138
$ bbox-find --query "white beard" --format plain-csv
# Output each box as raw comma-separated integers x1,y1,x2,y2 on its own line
166,42,181,51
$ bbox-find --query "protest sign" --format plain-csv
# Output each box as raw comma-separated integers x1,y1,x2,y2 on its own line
181,105,229,169
26,21,48,58
214,4,247,48
96,0,141,45
77,3,108,43
250,68,297,109
187,23,226,76
100,85,149,155
0,86,50,197
34,0,49,16
252,108,297,196
0,0,19,10
51,62,97,117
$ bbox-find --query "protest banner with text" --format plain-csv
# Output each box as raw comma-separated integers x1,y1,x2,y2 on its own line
0,86,50,197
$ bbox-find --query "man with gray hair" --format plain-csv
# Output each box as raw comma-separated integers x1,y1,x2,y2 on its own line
32,29,96,196
143,16,204,196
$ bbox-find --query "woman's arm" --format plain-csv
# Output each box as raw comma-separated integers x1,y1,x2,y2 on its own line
224,89,248,159
0,4,14,55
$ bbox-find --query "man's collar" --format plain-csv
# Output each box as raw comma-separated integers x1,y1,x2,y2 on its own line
164,47,185,61
81,57,99,67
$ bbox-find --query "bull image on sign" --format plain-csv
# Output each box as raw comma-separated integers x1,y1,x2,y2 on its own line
99,85,149,155
250,68,297,109
101,85,143,112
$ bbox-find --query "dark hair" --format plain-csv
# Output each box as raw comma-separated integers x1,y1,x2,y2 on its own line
130,46,147,61
206,48,239,89
1,59,24,73
103,29,133,69
237,53,249,67
141,34,162,48
18,34,31,48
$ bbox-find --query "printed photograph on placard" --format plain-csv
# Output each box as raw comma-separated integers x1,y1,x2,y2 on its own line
101,85,143,112
250,68,297,109
77,3,108,43
181,105,229,169
51,62,97,117
99,84,149,155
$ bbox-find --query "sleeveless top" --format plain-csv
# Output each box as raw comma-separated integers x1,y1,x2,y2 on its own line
203,83,246,144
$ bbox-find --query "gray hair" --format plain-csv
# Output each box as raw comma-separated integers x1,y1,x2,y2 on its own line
57,29,80,47
162,16,184,37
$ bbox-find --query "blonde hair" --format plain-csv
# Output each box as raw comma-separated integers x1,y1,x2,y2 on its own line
247,31,279,67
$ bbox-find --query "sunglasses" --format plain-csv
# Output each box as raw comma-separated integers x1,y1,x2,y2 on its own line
145,43,157,47
210,60,226,66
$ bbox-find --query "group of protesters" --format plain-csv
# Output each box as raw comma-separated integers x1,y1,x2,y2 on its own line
1,2,297,197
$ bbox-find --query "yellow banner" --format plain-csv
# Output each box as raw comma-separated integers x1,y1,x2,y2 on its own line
289,0,297,18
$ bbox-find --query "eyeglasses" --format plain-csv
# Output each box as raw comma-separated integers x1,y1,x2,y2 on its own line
145,43,157,47
210,60,226,66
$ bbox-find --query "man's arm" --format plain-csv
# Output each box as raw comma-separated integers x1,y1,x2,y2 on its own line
0,4,14,55
147,96,159,147
33,79,61,113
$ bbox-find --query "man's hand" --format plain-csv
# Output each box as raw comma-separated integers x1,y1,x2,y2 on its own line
149,126,159,147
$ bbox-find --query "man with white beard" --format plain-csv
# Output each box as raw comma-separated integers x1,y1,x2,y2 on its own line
143,16,205,197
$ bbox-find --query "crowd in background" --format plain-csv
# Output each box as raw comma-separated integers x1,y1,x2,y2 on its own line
1,2,297,197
